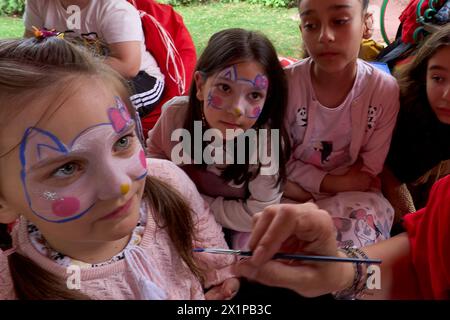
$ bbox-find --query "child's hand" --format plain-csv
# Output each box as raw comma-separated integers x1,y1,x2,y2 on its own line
233,203,353,297
321,160,375,193
204,277,240,300
283,180,313,202
343,160,374,191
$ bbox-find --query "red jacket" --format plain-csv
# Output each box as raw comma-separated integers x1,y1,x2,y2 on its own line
128,0,197,136
402,174,450,299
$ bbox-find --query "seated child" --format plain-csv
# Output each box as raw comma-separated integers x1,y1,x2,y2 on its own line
284,0,400,248
0,36,238,300
147,28,290,249
24,0,165,119
383,24,450,219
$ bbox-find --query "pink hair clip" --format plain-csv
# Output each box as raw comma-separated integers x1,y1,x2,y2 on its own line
32,26,65,40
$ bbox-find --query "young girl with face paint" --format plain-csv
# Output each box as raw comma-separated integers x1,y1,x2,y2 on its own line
382,25,450,219
283,0,400,248
0,37,238,300
147,28,290,249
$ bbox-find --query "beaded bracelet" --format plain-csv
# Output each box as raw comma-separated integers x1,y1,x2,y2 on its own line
333,246,370,300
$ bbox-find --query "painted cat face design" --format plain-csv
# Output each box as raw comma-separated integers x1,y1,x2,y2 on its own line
19,97,147,223
207,64,269,119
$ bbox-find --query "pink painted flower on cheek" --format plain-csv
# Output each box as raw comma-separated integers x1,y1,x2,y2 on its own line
248,106,262,119
208,93,224,110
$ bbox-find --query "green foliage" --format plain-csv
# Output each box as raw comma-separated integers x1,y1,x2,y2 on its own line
168,0,296,8
247,0,296,9
0,0,25,16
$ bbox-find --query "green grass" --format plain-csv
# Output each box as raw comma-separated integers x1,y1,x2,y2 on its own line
0,3,302,57
0,15,23,38
174,3,302,57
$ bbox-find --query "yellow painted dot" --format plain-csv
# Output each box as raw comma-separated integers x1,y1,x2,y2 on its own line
120,184,130,195
233,108,242,117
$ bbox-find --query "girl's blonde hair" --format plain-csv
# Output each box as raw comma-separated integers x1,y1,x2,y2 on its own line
0,37,202,299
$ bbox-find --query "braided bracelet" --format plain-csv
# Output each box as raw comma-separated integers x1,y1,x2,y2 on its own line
333,246,370,300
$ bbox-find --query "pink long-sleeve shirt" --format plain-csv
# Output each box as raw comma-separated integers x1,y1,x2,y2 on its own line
0,159,235,300
285,58,400,195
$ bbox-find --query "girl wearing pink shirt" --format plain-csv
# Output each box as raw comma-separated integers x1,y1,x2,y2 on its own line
0,37,237,300
284,0,400,247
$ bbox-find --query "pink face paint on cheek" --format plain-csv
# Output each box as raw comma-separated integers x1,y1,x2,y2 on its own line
248,106,262,119
139,150,147,169
207,92,224,110
51,197,81,217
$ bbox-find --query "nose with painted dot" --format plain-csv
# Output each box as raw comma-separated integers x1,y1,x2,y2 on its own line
120,183,130,195
232,107,243,117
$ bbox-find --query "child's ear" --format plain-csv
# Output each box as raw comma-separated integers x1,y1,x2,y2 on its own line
0,200,18,224
194,71,206,102
363,12,374,40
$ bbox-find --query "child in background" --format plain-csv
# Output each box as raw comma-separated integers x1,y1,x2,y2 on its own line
24,0,164,119
383,24,450,219
283,0,400,247
147,28,290,249
0,37,238,300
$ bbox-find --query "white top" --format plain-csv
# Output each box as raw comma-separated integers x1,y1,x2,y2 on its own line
24,0,163,79
298,61,368,172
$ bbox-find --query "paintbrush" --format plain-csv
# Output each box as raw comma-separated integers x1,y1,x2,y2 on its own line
193,248,381,264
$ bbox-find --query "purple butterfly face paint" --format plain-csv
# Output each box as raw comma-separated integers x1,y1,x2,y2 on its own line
19,97,148,223
207,65,269,119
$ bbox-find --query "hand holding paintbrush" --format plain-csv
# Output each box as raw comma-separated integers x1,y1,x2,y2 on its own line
228,203,379,298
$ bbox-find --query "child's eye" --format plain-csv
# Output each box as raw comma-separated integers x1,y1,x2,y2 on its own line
303,22,317,30
249,92,263,101
217,83,231,93
52,162,80,178
334,19,349,25
431,75,445,83
113,134,135,152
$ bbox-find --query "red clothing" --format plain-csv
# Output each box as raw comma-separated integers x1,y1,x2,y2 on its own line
127,0,197,137
399,0,429,44
403,174,450,299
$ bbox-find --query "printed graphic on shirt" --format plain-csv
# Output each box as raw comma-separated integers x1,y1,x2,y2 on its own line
367,105,378,130
332,201,393,248
302,139,351,171
295,107,308,127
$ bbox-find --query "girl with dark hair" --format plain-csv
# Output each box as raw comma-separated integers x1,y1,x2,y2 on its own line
383,24,450,219
147,28,290,250
284,0,400,248
0,36,238,300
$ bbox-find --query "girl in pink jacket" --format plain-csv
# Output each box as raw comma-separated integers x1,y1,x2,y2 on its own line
284,0,400,247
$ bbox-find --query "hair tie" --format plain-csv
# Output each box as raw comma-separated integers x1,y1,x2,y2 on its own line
32,26,65,40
